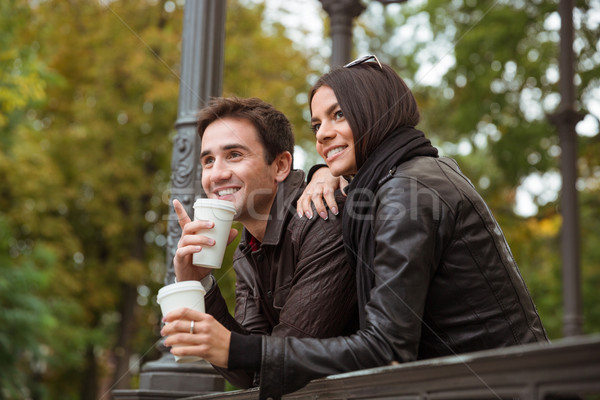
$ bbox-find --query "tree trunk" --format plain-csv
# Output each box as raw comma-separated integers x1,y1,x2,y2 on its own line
80,345,98,400
111,282,137,390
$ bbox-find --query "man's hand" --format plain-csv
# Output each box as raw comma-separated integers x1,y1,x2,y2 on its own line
296,167,348,220
161,307,231,368
173,199,238,282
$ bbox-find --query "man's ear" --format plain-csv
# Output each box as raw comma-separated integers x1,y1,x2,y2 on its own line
273,151,292,183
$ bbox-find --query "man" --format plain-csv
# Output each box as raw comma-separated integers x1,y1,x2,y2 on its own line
167,97,357,389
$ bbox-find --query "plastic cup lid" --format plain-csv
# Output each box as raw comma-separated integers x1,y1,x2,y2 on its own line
157,281,206,303
193,198,236,214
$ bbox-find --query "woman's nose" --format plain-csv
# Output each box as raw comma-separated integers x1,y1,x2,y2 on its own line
315,122,334,143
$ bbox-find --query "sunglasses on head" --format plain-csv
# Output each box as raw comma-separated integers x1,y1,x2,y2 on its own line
343,54,383,71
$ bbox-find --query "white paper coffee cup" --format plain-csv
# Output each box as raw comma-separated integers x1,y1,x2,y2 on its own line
157,281,206,363
192,198,236,269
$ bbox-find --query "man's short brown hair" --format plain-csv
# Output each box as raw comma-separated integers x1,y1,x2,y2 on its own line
197,97,294,164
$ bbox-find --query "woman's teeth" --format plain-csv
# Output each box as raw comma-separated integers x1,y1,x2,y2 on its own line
327,147,346,158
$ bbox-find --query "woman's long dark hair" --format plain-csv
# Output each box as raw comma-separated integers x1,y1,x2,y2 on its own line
309,63,420,170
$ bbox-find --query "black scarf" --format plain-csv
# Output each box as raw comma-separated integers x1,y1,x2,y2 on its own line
342,126,438,328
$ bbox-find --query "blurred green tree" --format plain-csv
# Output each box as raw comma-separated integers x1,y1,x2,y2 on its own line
0,1,69,397
0,0,46,135
1,0,318,397
0,215,59,399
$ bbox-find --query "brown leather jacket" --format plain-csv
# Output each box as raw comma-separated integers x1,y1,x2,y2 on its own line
258,157,548,399
204,170,358,388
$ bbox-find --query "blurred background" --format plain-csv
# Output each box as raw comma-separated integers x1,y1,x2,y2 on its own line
1,0,599,398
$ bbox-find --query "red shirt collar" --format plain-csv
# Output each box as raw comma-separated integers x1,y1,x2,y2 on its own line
248,235,261,252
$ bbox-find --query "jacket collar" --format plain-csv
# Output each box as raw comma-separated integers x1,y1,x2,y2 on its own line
240,169,305,248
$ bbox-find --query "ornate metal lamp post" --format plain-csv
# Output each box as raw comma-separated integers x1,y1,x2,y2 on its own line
146,0,228,393
319,0,407,66
319,0,365,66
113,1,227,398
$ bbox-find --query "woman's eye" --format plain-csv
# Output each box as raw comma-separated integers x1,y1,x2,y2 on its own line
334,110,344,120
311,123,321,134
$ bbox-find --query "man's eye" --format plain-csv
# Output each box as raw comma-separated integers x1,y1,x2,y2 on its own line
202,157,214,167
228,152,242,159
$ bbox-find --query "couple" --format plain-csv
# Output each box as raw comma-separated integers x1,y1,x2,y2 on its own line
161,56,548,400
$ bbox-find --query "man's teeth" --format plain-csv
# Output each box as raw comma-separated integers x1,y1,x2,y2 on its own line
217,188,239,196
327,147,345,158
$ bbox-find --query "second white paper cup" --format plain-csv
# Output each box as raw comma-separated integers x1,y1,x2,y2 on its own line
157,281,206,363
192,198,236,269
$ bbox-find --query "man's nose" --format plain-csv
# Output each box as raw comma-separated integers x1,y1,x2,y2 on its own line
209,159,232,182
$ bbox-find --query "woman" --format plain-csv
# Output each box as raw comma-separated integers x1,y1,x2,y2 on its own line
162,56,548,400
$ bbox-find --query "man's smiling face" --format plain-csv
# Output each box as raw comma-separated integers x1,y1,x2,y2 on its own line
200,117,280,225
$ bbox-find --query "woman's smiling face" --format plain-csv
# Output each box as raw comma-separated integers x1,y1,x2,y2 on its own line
311,85,357,177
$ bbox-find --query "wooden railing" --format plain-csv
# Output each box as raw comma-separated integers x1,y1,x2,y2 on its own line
181,335,600,400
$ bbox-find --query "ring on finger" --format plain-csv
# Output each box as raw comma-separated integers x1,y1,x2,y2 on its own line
190,320,195,334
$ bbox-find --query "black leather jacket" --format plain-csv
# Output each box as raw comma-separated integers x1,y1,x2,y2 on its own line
259,157,548,399
204,170,357,388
